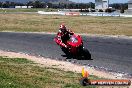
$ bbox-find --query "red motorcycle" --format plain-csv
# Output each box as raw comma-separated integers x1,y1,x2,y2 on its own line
54,33,91,59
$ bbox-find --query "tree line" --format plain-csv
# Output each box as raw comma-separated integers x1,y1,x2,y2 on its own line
0,1,128,10
109,3,128,10
0,1,95,9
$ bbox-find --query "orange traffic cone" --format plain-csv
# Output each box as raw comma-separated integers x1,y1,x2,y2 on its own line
82,68,89,78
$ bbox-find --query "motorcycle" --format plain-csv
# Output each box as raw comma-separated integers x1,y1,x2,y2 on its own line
54,33,91,60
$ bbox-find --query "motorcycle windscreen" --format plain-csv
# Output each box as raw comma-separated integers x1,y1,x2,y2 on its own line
70,36,78,43
67,35,82,47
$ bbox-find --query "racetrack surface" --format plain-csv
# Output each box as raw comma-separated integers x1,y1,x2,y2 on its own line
0,32,132,77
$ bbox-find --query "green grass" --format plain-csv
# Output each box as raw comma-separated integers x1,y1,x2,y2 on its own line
0,56,98,88
0,8,58,12
0,56,34,64
0,14,132,36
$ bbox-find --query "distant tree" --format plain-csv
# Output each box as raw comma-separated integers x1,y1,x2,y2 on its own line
58,3,61,8
105,8,112,13
120,3,128,10
110,3,128,10
81,3,88,9
2,1,10,8
33,1,45,8
75,4,79,9
89,2,95,9
120,9,124,13
120,4,125,13
124,3,128,10
111,3,120,9
98,9,103,12
10,2,16,6
0,2,2,8
47,3,52,8
86,3,90,9
26,1,34,6
68,4,74,9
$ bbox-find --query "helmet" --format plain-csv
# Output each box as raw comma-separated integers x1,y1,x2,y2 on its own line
60,24,66,29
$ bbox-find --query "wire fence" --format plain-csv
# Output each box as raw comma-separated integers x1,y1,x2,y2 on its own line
81,12,121,17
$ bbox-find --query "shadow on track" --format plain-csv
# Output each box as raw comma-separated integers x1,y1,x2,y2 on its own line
61,53,93,60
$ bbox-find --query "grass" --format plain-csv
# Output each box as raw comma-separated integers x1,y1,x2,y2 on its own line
0,14,132,36
0,56,98,88
0,8,58,12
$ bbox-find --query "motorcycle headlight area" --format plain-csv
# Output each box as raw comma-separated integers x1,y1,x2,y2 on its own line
70,37,78,43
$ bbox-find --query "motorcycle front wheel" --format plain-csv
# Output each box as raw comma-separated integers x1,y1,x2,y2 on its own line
82,48,91,60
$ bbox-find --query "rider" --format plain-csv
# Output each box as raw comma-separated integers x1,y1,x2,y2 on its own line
55,24,74,48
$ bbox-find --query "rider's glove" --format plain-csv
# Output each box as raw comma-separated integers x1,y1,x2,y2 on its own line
64,44,67,48
62,43,67,48
70,32,74,35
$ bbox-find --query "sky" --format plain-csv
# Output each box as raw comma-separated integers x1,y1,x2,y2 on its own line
70,0,129,4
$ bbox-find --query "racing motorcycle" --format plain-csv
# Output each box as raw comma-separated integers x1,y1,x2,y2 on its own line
54,33,91,60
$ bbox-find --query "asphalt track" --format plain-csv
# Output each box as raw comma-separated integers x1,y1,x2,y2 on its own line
0,32,132,77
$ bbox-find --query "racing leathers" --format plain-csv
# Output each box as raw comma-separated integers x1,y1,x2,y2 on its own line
55,28,74,48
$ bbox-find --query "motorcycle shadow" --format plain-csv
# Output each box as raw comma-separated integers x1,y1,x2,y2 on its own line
61,47,93,60
61,54,93,60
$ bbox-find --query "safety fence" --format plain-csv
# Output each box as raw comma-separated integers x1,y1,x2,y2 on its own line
80,12,120,17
